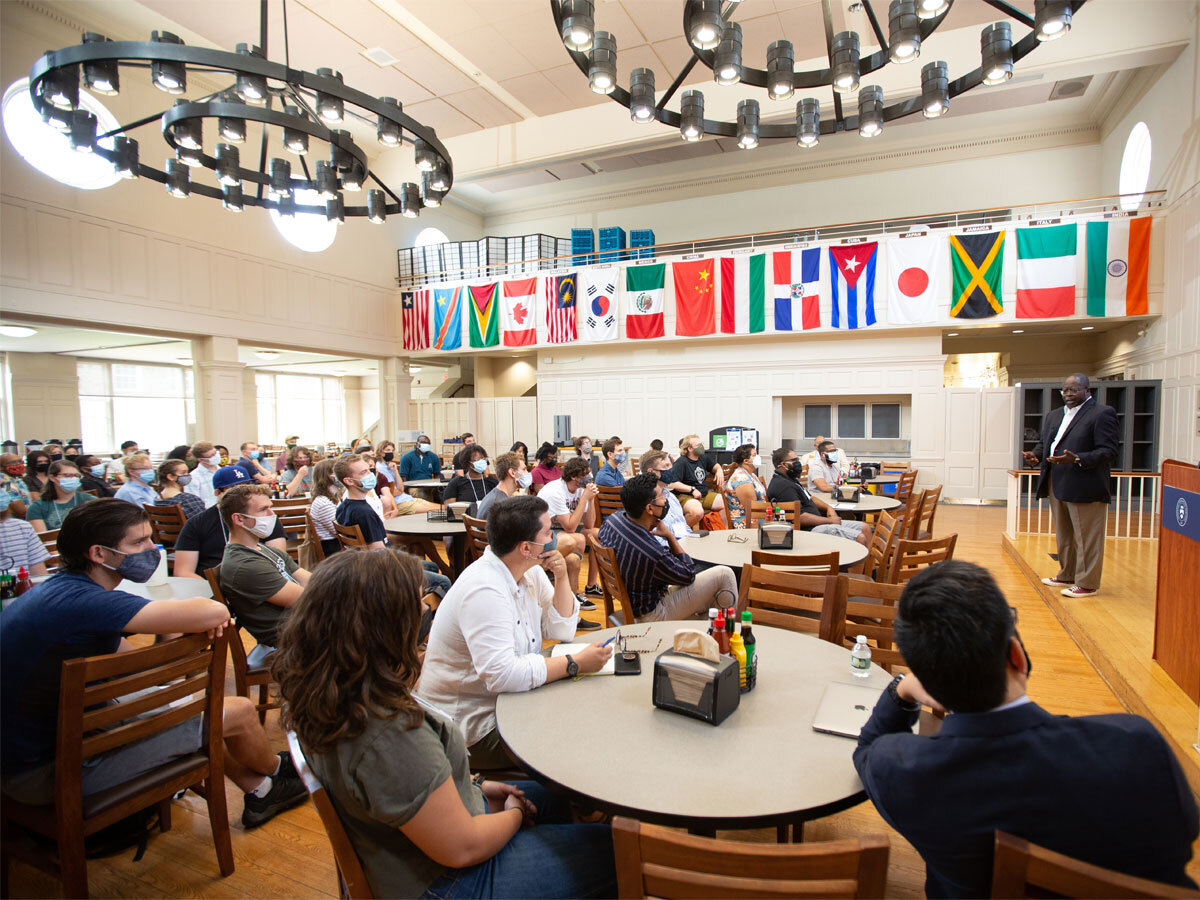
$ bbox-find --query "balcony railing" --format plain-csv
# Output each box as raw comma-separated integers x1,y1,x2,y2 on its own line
1005,469,1161,540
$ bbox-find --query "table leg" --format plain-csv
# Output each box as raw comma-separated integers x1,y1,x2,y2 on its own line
687,825,717,838
451,533,467,578
775,817,807,843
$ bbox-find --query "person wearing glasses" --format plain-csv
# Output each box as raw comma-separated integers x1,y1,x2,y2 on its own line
1022,373,1119,598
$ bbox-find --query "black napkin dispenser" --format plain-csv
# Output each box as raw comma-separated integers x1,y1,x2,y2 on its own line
758,521,793,550
652,650,740,726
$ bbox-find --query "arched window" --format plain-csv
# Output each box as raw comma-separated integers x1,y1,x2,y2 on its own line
414,226,450,247
1118,122,1151,211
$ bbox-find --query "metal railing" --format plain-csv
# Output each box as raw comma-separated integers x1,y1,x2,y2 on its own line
396,189,1167,289
1005,469,1161,540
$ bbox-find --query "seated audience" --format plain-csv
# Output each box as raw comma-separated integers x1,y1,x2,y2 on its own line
156,459,205,519
1,453,32,516
538,457,602,612
724,443,767,528
808,439,850,493
595,437,627,487
443,445,498,507
280,445,314,498
275,435,300,474
0,499,307,826
114,452,159,506
373,440,399,489
215,444,231,466
509,441,529,469
166,444,195,469
671,434,725,511
766,447,869,545
234,441,275,484
640,450,703,532
24,449,52,497
276,548,616,898
855,560,1199,897
398,435,442,481
375,441,437,515
307,458,343,558
173,466,289,578
104,440,139,483
418,497,610,767
649,438,674,463
218,484,311,663
186,441,219,508
597,473,737,621
530,442,562,486
334,454,389,548
28,460,94,532
573,435,600,476
800,435,827,472
0,488,49,574
43,443,65,463
76,454,116,498
474,450,529,520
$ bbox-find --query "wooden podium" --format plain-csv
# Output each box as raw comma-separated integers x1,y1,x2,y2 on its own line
1153,460,1200,703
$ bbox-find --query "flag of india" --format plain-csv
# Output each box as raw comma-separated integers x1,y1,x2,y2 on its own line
1086,217,1150,317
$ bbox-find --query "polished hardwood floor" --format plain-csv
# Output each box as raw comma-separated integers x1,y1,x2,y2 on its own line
9,506,1200,898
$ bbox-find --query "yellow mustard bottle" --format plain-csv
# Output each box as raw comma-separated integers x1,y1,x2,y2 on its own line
729,633,747,689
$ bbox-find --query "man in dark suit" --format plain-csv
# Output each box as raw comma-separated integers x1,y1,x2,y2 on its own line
854,561,1198,899
1022,373,1120,597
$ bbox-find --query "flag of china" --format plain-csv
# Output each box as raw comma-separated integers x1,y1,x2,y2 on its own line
673,257,716,336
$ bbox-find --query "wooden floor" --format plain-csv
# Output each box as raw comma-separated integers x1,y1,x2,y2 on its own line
9,506,1200,898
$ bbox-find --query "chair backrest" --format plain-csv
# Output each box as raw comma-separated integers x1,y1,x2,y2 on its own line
334,521,367,550
286,732,374,900
36,527,60,548
630,456,640,475
737,566,845,642
462,513,489,562
750,549,838,575
916,484,942,535
839,579,907,673
276,509,308,560
748,500,799,529
612,815,889,899
720,462,736,480
887,533,958,584
880,462,909,476
529,481,542,496
990,831,1197,899
143,503,187,546
595,485,624,525
893,489,925,541
205,565,254,680
588,535,638,626
895,470,919,503
303,509,326,563
56,632,227,829
863,510,902,581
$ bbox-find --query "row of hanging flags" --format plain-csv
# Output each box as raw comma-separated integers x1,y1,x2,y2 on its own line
400,213,1151,350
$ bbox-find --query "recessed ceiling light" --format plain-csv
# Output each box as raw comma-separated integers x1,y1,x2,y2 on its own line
255,350,280,360
1081,325,1094,330
0,325,37,338
947,332,958,337
1012,329,1024,334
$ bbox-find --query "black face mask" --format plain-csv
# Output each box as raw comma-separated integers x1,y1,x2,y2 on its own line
658,469,671,484
788,461,804,479
34,461,50,472
383,452,394,462
49,453,63,461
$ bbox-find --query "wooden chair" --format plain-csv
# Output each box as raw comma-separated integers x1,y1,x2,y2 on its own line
204,566,280,724
750,549,839,575
892,488,925,541
303,509,326,565
529,482,542,496
334,521,367,551
838,579,907,674
612,815,889,899
894,470,918,504
276,509,308,561
0,634,234,898
595,484,624,525
720,462,737,480
853,510,903,582
286,732,373,900
144,503,187,546
886,533,958,584
34,528,60,572
588,536,638,627
748,499,799,528
738,566,846,642
913,485,943,540
630,456,640,475
990,831,1199,899
462,513,489,563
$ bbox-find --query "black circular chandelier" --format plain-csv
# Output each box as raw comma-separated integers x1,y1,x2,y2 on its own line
551,0,1081,147
26,5,453,223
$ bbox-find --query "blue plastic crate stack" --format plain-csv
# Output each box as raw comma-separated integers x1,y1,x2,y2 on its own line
630,228,656,260
570,228,595,266
598,226,627,263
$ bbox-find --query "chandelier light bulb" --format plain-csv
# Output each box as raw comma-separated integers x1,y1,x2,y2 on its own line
150,31,186,94
235,44,267,104
736,98,759,149
688,0,723,50
830,31,861,94
560,0,595,51
629,67,656,123
714,21,743,86
315,68,345,123
796,97,820,147
679,89,704,142
222,183,244,211
767,40,795,100
367,189,387,223
1034,0,1072,40
981,21,1013,85
588,31,617,94
82,34,119,95
858,84,884,137
921,60,949,117
917,0,948,18
377,97,402,146
399,181,421,218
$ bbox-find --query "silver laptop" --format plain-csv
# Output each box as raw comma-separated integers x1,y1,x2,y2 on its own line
811,682,885,738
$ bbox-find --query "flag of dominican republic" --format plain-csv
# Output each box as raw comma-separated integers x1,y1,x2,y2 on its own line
1086,217,1150,317
500,277,537,346
624,263,665,339
468,283,500,348
1016,224,1077,318
772,248,820,331
580,268,618,342
401,290,429,350
719,254,766,334
544,272,578,343
829,242,878,329
431,287,462,351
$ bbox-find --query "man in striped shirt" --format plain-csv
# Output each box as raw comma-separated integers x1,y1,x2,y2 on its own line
597,473,736,622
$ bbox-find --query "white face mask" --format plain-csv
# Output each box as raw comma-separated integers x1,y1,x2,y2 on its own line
238,512,277,539
199,455,218,467
751,455,762,468
516,471,533,488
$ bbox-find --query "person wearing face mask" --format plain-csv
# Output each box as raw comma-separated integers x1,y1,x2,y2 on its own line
766,448,870,545
509,441,529,470
640,449,703,535
800,435,827,473
215,445,231,467
114,453,160,507
75,455,116,498
530,442,562,487
595,437,627,487
573,435,600,477
173,466,290,579
104,440,140,484
27,461,95,532
0,453,33,517
280,445,316,498
442,446,498,507
218,484,311,663
274,435,300,474
670,434,726,513
0,486,49,574
235,441,275,485
42,443,65,463
1,499,310,828
333,454,391,549
185,441,220,508
418,495,610,770
23,451,53,497
807,440,850,494
597,473,737,622
156,459,205,519
537,457,604,609
854,560,1198,898
722,444,768,529
398,434,442,482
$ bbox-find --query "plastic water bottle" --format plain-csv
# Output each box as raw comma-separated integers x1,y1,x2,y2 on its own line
850,635,871,678
147,544,169,586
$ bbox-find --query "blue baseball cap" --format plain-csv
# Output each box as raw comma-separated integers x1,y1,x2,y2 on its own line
213,465,254,491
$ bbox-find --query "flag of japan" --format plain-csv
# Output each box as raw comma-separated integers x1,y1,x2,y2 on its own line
829,242,878,329
886,235,944,325
501,277,537,346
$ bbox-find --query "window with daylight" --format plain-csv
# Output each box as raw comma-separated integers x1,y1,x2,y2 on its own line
1118,122,1151,211
255,372,345,446
271,188,337,253
414,226,450,247
77,361,194,454
803,405,832,438
871,403,901,438
801,399,908,440
838,404,867,438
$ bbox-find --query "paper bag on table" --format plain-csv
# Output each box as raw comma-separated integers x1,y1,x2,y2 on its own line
673,630,719,662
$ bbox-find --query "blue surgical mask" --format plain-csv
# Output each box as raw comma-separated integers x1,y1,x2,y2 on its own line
418,443,431,453
58,476,81,493
517,471,533,489
826,451,839,463
176,474,192,486
614,451,627,465
0,491,14,509
90,463,106,478
357,472,377,491
249,450,262,459
472,459,488,474
100,545,161,583
137,470,156,484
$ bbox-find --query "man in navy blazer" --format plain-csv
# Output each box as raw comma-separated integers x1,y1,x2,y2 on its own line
1022,373,1120,597
854,561,1198,899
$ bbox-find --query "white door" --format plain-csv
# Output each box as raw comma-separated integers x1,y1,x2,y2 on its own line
513,398,538,450
979,388,1016,500
494,398,514,451
944,388,982,500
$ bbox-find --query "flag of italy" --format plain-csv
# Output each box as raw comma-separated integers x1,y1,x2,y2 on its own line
1015,223,1077,319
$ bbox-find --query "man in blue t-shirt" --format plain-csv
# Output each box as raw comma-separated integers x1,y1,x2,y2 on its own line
595,437,627,487
398,434,442,481
333,454,389,548
0,498,307,828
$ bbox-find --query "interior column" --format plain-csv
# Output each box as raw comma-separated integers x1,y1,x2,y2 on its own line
192,336,247,452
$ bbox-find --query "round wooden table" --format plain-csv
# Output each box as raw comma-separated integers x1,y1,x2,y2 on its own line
384,513,467,575
814,492,902,513
25,574,212,601
682,529,867,570
495,620,892,835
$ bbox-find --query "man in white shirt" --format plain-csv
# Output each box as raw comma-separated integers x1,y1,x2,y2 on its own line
807,440,850,493
537,456,603,611
800,435,826,472
186,441,220,508
417,495,611,769
105,441,139,483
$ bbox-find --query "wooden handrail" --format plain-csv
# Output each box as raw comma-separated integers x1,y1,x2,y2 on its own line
1007,469,1160,477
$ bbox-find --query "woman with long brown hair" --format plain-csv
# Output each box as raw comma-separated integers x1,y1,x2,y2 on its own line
272,549,615,899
